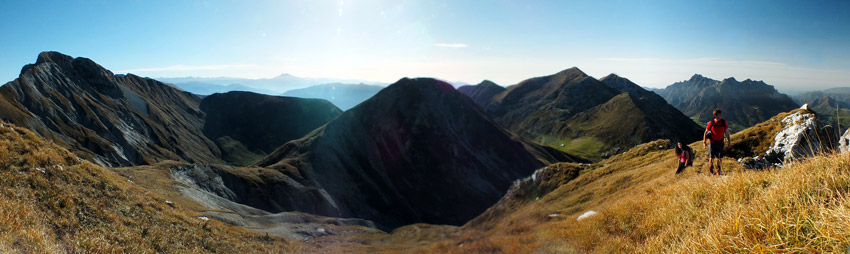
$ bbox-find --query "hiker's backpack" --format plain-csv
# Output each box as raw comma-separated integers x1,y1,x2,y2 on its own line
706,119,727,142
686,146,695,166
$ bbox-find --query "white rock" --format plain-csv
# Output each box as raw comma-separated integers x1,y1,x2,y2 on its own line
199,216,209,221
801,103,809,111
577,210,598,221
840,128,850,154
763,111,829,163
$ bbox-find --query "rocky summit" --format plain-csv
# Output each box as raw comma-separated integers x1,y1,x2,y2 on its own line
256,77,581,230
0,52,342,168
0,52,221,166
655,74,799,131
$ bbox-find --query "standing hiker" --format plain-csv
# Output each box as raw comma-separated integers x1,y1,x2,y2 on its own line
674,141,692,174
703,109,730,175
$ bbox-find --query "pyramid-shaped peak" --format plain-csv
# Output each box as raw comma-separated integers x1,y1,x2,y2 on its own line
688,74,710,81
602,73,620,79
272,73,297,79
380,77,455,96
477,80,499,87
555,67,588,77
35,51,74,65
601,73,628,81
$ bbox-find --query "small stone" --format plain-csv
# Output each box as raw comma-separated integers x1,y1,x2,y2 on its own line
198,216,209,221
577,210,598,221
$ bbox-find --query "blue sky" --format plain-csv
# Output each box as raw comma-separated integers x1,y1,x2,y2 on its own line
0,0,848,91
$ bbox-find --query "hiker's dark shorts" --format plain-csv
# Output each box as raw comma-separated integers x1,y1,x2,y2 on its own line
708,142,724,158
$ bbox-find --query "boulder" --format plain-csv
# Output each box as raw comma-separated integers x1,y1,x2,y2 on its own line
840,128,850,154
742,110,836,169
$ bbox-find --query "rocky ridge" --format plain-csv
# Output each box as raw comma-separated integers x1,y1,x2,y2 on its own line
655,74,799,131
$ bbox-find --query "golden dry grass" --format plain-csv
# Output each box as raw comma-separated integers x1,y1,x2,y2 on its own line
341,135,850,253
555,152,850,253
0,122,309,253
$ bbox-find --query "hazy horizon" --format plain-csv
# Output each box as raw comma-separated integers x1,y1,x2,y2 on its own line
1,0,849,92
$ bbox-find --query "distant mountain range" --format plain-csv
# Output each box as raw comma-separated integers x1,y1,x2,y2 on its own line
165,81,277,96
654,74,799,132
792,87,850,133
158,75,385,95
281,83,384,110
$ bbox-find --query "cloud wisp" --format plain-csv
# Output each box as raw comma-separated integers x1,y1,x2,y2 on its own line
116,64,259,73
433,43,468,48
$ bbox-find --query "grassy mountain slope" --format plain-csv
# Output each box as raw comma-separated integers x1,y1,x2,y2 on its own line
308,109,849,253
0,122,304,253
486,69,701,160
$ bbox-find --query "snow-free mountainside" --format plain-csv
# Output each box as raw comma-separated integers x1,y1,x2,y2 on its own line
1,52,849,253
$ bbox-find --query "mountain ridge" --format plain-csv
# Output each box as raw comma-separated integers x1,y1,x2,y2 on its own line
655,74,799,131
483,68,702,159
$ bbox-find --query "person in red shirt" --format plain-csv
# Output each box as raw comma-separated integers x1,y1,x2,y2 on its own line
703,109,730,175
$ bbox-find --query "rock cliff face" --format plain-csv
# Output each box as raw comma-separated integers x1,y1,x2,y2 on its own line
762,110,834,163
256,77,580,230
0,52,221,166
655,74,799,131
839,128,850,154
457,80,505,108
169,164,340,217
